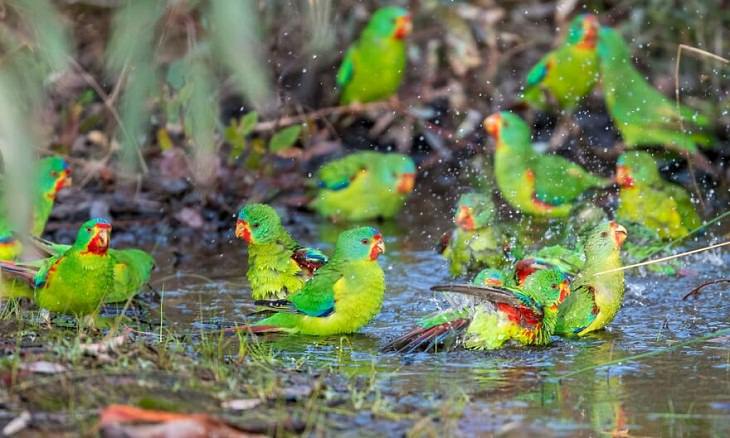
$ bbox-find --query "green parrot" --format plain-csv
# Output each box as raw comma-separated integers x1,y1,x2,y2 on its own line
235,203,328,300
554,220,627,336
437,192,511,277
310,151,416,221
484,111,610,218
597,26,711,153
523,14,600,110
615,151,702,240
384,268,571,352
337,6,412,104
27,235,155,304
238,226,386,336
0,218,115,316
0,156,71,261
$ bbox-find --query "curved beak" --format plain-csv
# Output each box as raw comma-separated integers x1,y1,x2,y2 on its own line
397,173,416,194
483,114,501,140
615,165,633,187
610,221,628,247
371,234,386,260
235,219,251,243
580,15,599,48
455,206,475,231
394,15,412,39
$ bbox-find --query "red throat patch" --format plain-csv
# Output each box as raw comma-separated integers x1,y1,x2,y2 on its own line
393,15,412,40
235,220,251,243
370,234,385,260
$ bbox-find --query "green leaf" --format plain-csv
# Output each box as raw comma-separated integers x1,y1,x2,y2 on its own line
268,125,301,152
239,111,258,136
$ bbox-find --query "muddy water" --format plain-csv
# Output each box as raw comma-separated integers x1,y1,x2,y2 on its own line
149,196,729,436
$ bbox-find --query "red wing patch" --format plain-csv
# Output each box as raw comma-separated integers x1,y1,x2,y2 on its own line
497,303,541,329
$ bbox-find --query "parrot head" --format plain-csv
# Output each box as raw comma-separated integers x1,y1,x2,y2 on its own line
567,14,599,49
483,112,532,151
367,6,411,40
76,218,111,255
584,220,628,256
335,226,385,261
523,269,571,311
382,154,416,194
453,192,495,231
235,203,284,245
37,156,71,200
616,151,661,187
472,268,506,287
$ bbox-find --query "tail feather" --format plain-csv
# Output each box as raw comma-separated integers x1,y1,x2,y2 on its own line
0,260,37,286
224,325,287,335
382,319,470,353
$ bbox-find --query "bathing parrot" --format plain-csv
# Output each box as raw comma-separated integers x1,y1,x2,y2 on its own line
235,203,328,300
0,156,71,261
0,218,115,316
337,6,412,104
310,151,416,221
597,26,711,154
237,226,385,336
438,192,511,277
615,151,701,240
554,220,627,336
484,112,609,218
384,268,571,352
27,235,155,304
523,14,600,110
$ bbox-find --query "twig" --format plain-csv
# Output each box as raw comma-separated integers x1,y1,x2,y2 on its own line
682,279,730,301
251,86,454,132
594,240,730,276
555,327,730,381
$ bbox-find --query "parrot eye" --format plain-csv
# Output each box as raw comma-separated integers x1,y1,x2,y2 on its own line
252,223,260,229
50,171,58,177
361,239,369,245
86,227,92,232
503,121,509,128
551,283,557,289
601,231,608,238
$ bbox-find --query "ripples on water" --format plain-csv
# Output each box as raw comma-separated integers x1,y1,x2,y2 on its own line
150,202,729,436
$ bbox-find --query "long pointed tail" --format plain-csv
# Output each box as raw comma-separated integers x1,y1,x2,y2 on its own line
382,318,470,353
0,260,37,287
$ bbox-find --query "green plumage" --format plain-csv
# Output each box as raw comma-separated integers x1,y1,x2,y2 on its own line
486,112,609,218
237,204,328,300
439,193,510,277
251,226,385,336
523,15,599,110
310,151,416,221
27,237,155,304
337,7,410,104
387,269,571,351
616,151,701,240
597,27,710,153
0,218,115,316
0,156,70,262
554,221,627,336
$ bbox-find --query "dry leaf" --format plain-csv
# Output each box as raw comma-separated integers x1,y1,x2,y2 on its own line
80,328,131,356
20,361,67,374
221,399,262,411
174,207,204,229
98,404,261,438
2,411,30,436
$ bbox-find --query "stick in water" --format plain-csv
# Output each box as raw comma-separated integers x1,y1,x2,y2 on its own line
594,240,730,277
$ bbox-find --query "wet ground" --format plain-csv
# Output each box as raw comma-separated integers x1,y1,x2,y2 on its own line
146,196,730,437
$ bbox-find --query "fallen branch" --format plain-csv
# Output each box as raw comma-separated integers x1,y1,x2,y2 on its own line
682,279,730,301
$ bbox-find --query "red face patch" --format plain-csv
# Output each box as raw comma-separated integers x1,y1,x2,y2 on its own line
393,15,412,40
615,165,634,188
397,173,416,194
483,114,501,142
370,234,385,260
86,226,110,255
455,206,475,231
235,220,251,243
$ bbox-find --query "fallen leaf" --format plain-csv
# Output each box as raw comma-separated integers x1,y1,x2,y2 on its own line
98,404,261,438
2,411,30,436
20,361,67,374
221,399,262,411
80,328,131,356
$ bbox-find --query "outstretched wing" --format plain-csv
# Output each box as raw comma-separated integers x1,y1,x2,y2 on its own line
430,283,532,309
